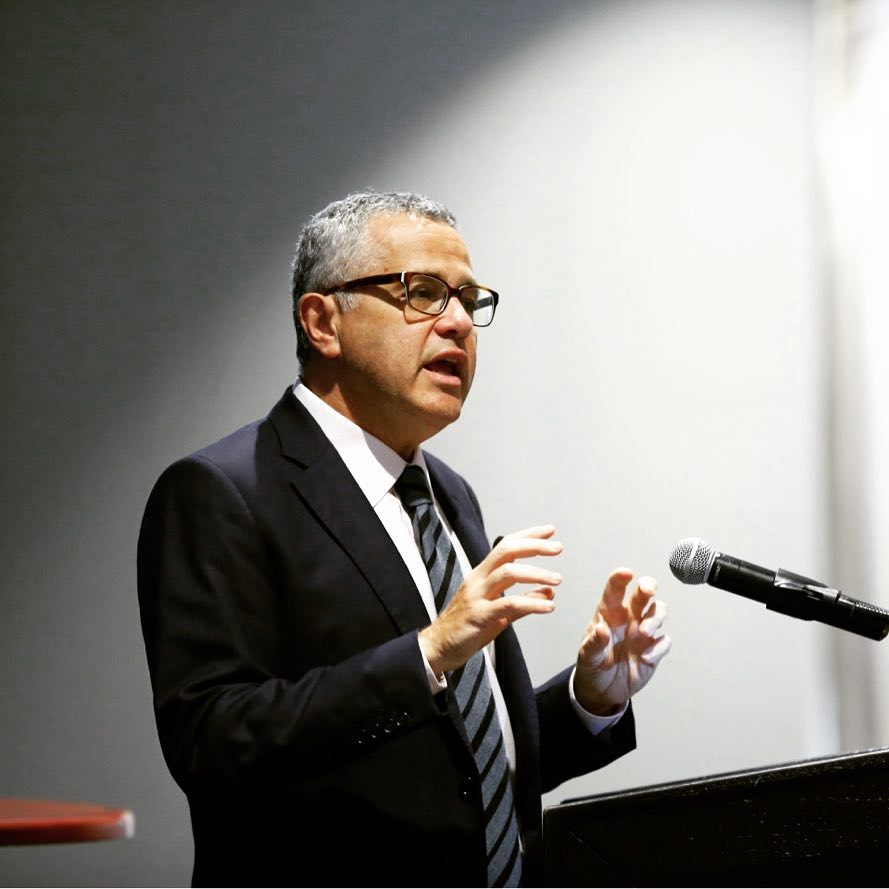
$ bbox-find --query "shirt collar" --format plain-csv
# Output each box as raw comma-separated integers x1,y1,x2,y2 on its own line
293,381,431,508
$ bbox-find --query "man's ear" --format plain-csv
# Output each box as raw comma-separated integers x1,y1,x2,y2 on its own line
298,292,342,359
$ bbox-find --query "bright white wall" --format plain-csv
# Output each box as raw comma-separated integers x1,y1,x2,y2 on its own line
362,0,838,803
3,1,857,885
816,0,889,746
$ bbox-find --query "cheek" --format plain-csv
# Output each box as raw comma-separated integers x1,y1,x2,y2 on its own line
465,340,478,389
342,315,397,366
350,326,418,389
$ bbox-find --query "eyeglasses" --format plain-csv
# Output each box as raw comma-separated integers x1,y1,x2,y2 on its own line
327,272,499,327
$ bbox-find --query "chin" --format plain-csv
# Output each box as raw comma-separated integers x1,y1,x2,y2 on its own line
413,396,464,439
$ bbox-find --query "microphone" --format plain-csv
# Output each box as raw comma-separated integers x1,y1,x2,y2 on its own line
669,537,889,641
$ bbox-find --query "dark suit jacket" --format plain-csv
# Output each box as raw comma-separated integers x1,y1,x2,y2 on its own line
137,388,636,887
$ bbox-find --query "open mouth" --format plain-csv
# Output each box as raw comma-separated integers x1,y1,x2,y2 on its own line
424,357,462,384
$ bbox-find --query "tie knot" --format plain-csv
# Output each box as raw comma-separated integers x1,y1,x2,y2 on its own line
394,464,433,511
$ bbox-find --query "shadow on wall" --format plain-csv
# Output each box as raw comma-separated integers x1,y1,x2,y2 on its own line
0,1,607,886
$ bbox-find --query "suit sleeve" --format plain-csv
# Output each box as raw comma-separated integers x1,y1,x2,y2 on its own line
536,668,636,792
137,455,446,797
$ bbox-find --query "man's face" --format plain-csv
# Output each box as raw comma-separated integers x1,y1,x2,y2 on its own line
331,214,479,458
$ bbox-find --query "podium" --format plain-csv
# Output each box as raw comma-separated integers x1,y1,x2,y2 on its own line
543,746,889,887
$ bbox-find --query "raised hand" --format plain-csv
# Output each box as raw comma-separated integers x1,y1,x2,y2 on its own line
419,525,563,676
573,568,671,715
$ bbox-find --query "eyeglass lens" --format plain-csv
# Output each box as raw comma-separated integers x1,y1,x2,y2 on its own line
406,275,495,326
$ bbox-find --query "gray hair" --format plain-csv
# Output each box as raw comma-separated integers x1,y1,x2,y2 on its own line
290,190,458,367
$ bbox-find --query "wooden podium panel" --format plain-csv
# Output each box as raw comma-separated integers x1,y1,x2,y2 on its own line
544,747,889,887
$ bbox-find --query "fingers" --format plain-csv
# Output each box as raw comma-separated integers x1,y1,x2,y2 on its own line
628,575,658,622
494,591,558,619
424,525,563,675
497,524,557,543
485,560,562,600
640,633,672,667
636,596,671,665
598,567,635,613
598,570,660,621
639,598,667,638
478,526,563,600
489,528,562,565
577,618,611,668
594,570,669,654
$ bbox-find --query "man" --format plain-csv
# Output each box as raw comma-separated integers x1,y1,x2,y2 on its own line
137,191,670,887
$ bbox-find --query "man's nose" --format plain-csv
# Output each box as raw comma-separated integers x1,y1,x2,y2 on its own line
435,295,474,336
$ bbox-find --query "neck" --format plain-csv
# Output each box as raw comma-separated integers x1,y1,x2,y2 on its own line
300,370,422,461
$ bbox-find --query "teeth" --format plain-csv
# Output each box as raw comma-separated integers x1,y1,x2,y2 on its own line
428,357,459,374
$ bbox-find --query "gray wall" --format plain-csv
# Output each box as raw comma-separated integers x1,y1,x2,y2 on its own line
2,1,843,886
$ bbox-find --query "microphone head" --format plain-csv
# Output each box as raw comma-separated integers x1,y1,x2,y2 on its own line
670,537,717,584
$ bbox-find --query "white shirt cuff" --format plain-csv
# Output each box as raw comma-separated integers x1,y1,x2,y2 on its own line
420,639,447,694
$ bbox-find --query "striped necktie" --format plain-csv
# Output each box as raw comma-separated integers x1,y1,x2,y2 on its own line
395,464,522,888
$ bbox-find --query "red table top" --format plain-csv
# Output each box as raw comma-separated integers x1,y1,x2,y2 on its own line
0,799,134,846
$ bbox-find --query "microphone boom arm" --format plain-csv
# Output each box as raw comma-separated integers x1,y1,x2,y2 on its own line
673,538,889,642
771,569,889,641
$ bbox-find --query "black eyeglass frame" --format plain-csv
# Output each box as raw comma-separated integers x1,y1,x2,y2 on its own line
325,271,499,327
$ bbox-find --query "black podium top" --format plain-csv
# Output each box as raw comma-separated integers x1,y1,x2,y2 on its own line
544,746,889,887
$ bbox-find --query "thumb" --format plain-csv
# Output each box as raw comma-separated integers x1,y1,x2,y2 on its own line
578,619,611,669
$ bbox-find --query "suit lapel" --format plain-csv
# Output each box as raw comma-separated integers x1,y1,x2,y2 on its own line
268,390,430,634
267,390,512,769
427,459,491,568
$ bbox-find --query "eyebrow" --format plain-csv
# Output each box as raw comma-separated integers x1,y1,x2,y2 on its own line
420,270,479,287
